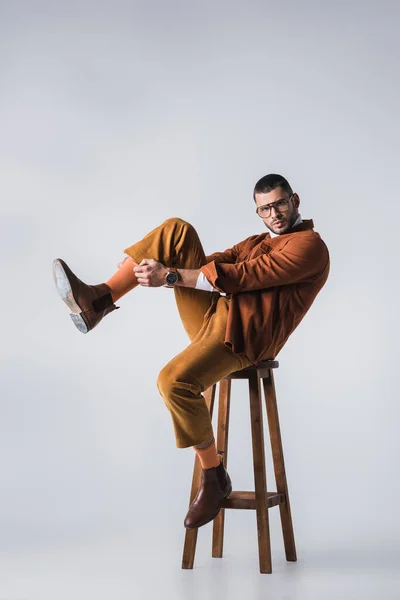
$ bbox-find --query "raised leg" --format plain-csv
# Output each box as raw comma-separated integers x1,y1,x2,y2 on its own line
212,377,232,558
123,217,220,342
262,369,297,562
182,384,217,569
249,370,272,574
53,217,219,335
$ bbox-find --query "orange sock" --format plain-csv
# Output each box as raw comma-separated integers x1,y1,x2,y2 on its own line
105,256,139,303
193,437,222,469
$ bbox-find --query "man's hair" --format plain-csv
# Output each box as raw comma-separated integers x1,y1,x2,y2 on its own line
253,174,293,202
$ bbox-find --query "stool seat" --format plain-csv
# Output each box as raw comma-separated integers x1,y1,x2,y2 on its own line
182,358,297,574
227,360,279,378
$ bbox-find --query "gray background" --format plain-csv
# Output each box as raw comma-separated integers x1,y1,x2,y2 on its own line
1,0,399,598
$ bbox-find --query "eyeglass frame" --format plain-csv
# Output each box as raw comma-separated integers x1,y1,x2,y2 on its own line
255,193,295,218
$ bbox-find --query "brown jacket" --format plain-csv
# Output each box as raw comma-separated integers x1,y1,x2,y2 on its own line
200,219,330,364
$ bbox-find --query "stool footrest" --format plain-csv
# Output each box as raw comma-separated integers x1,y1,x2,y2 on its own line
222,491,285,510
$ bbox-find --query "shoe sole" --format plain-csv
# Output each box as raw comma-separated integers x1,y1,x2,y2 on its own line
52,259,89,334
184,484,232,530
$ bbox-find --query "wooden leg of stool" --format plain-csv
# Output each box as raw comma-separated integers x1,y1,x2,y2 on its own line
262,369,297,562
212,377,231,558
249,371,272,574
182,384,217,569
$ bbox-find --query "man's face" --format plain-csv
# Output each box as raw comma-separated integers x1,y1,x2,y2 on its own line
254,186,300,235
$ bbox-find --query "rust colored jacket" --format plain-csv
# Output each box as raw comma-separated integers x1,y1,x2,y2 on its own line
200,219,330,364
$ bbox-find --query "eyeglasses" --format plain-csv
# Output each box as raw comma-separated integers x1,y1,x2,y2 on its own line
256,194,293,218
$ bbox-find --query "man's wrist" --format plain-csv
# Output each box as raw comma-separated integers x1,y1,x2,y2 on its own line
165,268,200,289
176,268,199,288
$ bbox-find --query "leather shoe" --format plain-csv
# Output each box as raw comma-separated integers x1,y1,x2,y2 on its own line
184,452,232,529
52,258,120,333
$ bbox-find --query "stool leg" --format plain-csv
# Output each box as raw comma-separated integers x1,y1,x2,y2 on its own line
262,369,297,562
212,378,231,558
249,371,272,574
182,384,217,569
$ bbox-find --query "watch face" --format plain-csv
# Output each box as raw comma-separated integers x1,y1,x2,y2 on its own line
166,271,179,285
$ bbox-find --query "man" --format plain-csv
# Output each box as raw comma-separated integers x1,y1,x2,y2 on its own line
52,173,330,530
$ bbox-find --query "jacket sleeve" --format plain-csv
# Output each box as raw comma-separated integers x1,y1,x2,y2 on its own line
205,245,240,265
204,233,261,264
200,237,329,294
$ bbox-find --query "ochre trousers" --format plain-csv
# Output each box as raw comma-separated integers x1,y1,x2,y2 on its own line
123,217,253,448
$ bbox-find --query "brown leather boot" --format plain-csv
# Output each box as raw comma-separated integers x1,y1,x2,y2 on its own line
52,258,120,333
184,452,232,529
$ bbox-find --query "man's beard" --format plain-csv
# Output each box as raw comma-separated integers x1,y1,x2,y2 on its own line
268,213,296,233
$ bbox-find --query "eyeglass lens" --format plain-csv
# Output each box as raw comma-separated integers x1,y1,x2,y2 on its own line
257,198,289,217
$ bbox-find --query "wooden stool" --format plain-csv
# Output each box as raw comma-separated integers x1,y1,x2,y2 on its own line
181,360,297,574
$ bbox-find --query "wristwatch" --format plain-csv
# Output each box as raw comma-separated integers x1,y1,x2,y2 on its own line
164,267,180,286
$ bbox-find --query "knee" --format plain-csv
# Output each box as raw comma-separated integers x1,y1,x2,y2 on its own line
156,365,173,400
162,217,194,232
157,363,184,404
156,363,200,403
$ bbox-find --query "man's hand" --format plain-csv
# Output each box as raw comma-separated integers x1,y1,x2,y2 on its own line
133,258,168,287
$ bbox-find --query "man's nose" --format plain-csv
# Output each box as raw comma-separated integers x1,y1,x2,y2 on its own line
270,206,281,217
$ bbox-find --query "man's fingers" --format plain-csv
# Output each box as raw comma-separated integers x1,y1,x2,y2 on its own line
135,258,153,274
134,258,163,287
